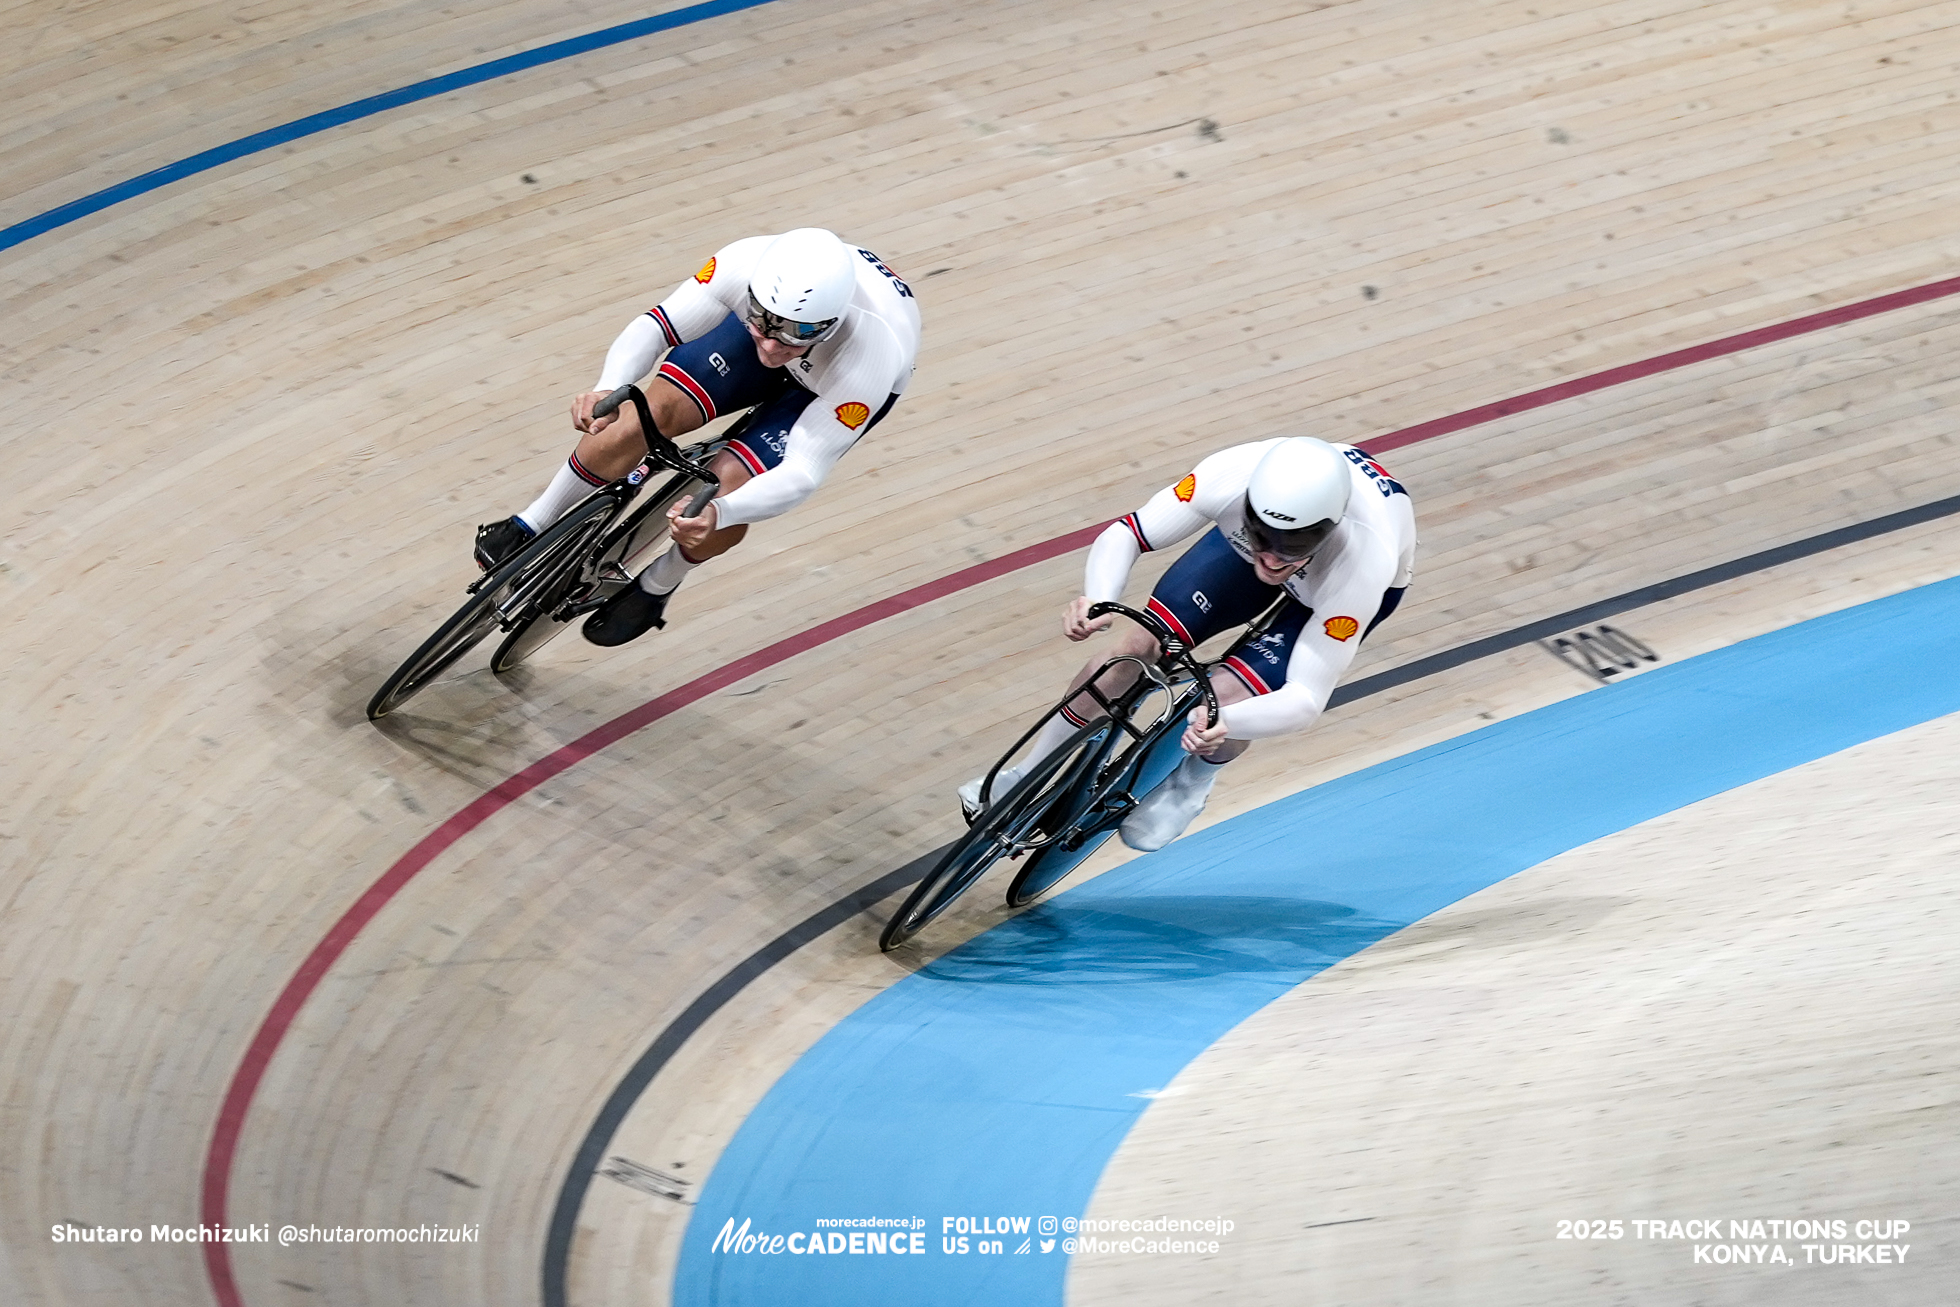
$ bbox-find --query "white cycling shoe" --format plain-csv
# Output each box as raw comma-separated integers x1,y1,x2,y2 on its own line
958,763,1028,822
1119,754,1223,851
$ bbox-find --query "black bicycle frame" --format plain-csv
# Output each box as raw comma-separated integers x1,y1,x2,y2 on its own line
460,383,722,613
975,593,1303,850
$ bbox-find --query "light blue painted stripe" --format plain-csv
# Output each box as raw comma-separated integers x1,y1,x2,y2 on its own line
0,0,781,255
675,573,1960,1304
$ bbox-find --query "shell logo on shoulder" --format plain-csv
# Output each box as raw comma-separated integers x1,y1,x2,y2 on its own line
1323,616,1360,642
835,402,871,430
1174,473,1197,502
694,257,717,284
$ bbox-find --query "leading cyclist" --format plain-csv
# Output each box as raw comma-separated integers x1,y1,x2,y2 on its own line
960,436,1417,851
474,227,921,645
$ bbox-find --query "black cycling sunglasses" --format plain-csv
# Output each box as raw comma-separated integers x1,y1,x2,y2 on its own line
1242,495,1334,562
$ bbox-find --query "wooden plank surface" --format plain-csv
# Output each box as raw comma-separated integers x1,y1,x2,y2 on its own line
3,0,1957,1303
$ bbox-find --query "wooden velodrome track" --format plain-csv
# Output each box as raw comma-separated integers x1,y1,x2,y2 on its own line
5,0,1958,1303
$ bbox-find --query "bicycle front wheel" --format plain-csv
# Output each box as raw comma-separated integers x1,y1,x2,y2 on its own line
880,721,1113,951
366,572,515,720
369,496,615,717
1005,724,1186,906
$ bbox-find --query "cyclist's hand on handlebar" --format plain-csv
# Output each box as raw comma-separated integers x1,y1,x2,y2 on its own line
1182,706,1231,757
1063,596,1114,642
571,390,616,435
667,496,718,550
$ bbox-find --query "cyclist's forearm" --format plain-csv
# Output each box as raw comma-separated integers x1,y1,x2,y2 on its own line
713,462,820,527
715,418,856,527
1222,633,1354,738
595,313,671,390
1083,521,1141,602
1218,684,1325,740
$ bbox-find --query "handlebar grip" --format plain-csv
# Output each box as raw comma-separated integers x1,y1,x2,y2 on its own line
1085,600,1178,649
591,383,639,422
683,483,718,517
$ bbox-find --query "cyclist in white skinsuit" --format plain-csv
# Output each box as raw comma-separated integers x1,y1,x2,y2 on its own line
474,227,921,645
962,437,1417,851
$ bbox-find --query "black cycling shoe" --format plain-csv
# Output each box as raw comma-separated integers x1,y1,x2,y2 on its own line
581,583,671,646
474,516,535,571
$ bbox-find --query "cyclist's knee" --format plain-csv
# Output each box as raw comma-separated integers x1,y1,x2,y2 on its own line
1111,620,1163,660
576,406,649,479
1207,667,1255,705
651,377,707,438
707,447,753,494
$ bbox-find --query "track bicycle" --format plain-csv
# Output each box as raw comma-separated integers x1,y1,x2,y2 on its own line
879,597,1291,950
366,385,719,720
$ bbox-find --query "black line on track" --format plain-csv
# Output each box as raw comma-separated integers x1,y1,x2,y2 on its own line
1327,491,1960,709
542,491,1960,1305
540,844,950,1307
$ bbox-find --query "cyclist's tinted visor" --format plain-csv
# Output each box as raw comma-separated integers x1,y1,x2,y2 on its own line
1241,495,1335,562
743,290,840,346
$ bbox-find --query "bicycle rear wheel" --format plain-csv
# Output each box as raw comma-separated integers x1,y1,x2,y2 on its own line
1005,724,1186,906
491,473,693,673
880,721,1113,951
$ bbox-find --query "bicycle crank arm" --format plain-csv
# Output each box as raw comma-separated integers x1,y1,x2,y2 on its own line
547,564,636,620
557,592,610,619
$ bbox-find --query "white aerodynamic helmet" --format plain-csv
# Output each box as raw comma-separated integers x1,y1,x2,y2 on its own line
743,228,857,345
1241,437,1351,560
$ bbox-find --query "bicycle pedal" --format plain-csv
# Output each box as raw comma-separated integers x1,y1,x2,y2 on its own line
596,562,633,586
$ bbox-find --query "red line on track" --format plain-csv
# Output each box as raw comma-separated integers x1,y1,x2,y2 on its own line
197,523,1100,1304
1366,274,1960,453
200,272,1960,1306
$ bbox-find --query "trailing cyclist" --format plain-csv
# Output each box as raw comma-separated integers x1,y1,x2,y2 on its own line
475,228,921,645
960,436,1417,851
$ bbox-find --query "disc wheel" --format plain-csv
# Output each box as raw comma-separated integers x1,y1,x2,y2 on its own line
1005,725,1186,906
491,477,689,673
880,721,1112,951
